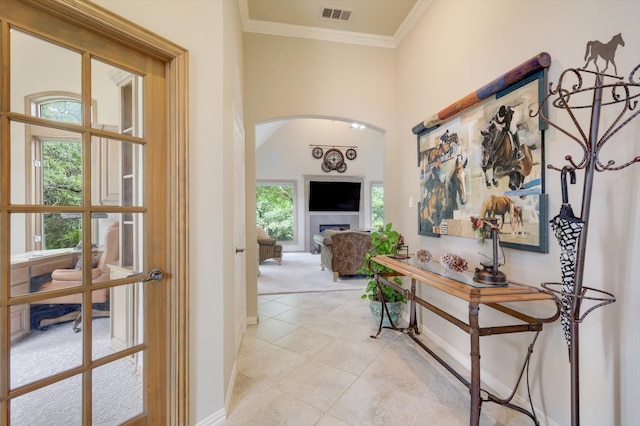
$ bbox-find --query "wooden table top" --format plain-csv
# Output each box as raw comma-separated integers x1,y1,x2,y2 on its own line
371,255,554,304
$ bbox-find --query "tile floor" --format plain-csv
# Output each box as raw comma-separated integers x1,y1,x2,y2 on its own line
223,290,528,426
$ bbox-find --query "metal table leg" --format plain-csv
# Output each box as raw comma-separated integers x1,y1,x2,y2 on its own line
469,301,481,426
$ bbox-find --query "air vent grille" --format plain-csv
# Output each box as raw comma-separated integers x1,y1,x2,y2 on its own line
321,8,352,22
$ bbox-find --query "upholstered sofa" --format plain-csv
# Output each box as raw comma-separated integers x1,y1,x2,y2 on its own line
313,229,371,282
257,226,283,264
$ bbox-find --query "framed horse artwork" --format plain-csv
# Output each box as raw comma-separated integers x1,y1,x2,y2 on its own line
414,52,551,253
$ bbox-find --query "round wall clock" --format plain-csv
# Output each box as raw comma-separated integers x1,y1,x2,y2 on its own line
345,148,357,160
312,147,323,159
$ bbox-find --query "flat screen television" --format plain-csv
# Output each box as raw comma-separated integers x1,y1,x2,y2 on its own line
309,181,361,212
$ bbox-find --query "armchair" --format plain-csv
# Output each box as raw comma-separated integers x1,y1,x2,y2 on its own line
313,229,371,281
31,222,120,331
257,226,283,264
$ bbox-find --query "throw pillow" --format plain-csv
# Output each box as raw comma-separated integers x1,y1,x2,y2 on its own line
256,226,269,239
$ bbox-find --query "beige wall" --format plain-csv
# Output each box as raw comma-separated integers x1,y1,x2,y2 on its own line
97,0,639,424
244,33,398,321
396,1,640,425
256,118,384,251
95,0,243,423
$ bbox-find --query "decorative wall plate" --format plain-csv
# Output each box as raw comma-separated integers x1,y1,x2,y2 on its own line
336,162,347,173
323,148,344,169
345,148,357,160
312,147,323,159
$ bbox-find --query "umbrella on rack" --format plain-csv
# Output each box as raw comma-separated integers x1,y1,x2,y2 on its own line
549,166,584,350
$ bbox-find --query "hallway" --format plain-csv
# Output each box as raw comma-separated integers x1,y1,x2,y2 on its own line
224,290,526,425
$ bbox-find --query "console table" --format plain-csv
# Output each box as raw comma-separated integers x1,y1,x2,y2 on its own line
370,255,560,426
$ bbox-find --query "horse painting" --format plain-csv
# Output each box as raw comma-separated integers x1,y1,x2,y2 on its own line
584,33,625,75
512,206,524,234
480,195,515,231
446,156,467,214
480,105,533,192
420,180,446,233
420,156,468,234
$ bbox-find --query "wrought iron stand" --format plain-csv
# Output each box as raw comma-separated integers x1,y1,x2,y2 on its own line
536,62,640,426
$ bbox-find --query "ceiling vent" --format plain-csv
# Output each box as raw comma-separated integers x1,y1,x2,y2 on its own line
321,7,352,22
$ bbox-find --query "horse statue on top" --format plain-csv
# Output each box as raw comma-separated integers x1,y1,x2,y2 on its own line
584,33,625,75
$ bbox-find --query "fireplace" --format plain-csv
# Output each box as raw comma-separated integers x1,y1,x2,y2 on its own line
305,175,364,252
319,224,350,233
308,214,361,252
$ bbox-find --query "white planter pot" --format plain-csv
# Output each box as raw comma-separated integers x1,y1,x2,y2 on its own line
369,300,402,327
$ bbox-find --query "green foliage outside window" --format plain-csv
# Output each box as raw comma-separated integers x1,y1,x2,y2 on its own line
43,141,83,249
371,185,384,231
256,185,294,241
40,99,83,249
39,100,82,124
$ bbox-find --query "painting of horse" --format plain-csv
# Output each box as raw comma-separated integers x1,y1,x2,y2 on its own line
420,180,446,234
415,64,547,251
419,156,468,234
480,195,516,231
512,206,524,234
584,33,625,75
445,156,467,214
480,105,533,192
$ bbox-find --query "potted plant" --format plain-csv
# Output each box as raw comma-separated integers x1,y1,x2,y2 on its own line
359,223,407,326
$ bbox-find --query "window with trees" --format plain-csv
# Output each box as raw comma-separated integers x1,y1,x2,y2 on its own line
256,182,295,242
28,94,85,249
371,183,384,231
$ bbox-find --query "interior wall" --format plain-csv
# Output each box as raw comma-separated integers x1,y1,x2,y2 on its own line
395,1,640,425
244,33,398,321
256,118,384,251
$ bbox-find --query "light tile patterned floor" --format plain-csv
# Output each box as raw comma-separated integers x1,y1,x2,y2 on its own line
223,290,528,426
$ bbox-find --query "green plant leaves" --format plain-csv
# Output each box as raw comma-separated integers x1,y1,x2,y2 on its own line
360,223,406,304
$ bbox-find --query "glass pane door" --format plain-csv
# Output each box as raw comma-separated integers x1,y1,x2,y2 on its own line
1,3,168,424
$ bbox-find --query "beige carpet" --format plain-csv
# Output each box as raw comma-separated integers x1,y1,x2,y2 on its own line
10,317,142,425
258,252,367,295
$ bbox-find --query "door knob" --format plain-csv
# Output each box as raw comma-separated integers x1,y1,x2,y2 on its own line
141,268,165,282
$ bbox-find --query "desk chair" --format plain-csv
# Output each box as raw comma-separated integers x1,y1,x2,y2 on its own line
32,222,119,332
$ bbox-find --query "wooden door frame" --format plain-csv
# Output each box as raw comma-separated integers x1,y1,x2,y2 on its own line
19,0,190,423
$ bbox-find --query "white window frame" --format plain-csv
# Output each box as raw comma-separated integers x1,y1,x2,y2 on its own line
24,92,95,251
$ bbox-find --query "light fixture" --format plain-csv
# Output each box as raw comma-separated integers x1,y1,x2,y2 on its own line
350,122,366,129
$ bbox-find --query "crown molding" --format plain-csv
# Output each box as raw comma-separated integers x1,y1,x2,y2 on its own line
394,0,431,46
239,0,431,49
243,19,396,48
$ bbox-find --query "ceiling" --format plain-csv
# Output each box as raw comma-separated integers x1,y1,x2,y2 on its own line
241,0,430,48
244,1,431,148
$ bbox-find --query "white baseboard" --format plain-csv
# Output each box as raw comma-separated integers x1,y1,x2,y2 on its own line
226,360,238,415
195,407,226,426
194,350,240,426
419,324,558,426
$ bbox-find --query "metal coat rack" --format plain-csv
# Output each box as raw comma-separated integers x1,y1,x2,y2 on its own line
534,51,640,425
